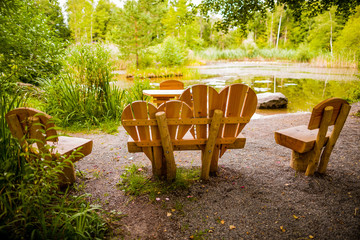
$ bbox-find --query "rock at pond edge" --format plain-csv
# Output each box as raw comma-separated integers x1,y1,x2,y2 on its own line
257,92,288,109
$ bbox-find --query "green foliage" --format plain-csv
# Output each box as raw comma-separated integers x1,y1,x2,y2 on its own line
0,0,66,85
0,90,108,239
43,43,125,128
118,164,200,201
295,44,314,62
159,37,186,67
124,79,151,104
334,6,360,66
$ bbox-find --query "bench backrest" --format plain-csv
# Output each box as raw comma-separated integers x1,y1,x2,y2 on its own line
160,80,184,90
5,107,58,145
308,98,350,130
179,84,257,140
121,100,192,143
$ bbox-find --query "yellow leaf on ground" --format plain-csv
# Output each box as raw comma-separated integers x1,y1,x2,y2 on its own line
220,220,225,224
309,235,314,239
280,226,286,232
293,215,299,219
167,213,172,217
229,225,236,230
171,209,176,212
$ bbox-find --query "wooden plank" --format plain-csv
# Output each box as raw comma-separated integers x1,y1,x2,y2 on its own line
274,125,331,153
156,112,176,181
121,104,139,141
201,110,222,180
148,103,163,177
128,135,246,152
160,80,184,90
179,88,193,109
305,106,333,176
318,103,351,173
209,86,229,173
121,117,250,126
192,85,208,139
308,98,349,130
28,116,46,152
164,101,181,139
177,102,193,140
132,101,153,162
220,84,248,157
236,87,257,136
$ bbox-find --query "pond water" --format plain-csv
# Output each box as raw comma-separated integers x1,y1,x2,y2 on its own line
116,62,359,114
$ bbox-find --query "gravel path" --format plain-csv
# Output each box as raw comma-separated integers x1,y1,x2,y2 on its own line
72,103,360,239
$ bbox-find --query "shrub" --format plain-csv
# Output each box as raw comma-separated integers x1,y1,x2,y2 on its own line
295,44,313,62
159,37,186,67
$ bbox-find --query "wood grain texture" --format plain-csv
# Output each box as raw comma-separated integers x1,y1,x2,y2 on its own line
148,103,163,176
308,98,349,130
121,104,139,141
160,80,184,90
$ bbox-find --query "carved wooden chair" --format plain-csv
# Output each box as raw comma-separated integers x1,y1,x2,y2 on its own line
159,80,184,90
275,98,351,175
5,108,93,184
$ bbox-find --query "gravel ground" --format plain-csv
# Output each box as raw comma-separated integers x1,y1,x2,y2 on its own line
72,103,360,240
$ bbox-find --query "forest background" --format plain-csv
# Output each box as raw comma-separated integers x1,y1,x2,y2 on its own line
1,0,360,239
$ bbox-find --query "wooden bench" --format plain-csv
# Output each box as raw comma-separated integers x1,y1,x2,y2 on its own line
5,108,93,185
274,98,351,176
121,84,257,180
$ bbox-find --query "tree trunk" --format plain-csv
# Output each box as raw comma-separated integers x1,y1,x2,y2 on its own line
276,14,282,49
329,11,333,56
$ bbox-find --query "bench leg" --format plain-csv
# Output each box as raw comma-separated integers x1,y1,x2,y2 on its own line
59,162,76,185
210,145,220,175
290,150,312,172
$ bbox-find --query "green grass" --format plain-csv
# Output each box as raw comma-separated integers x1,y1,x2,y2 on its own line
117,164,200,201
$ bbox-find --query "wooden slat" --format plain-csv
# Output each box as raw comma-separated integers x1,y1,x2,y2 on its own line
6,114,26,147
192,85,208,139
160,80,184,90
318,103,351,173
201,110,223,180
308,98,349,130
164,101,181,139
177,102,193,139
122,117,250,126
121,104,139,141
148,102,163,177
220,84,248,156
156,112,176,181
132,101,153,161
236,86,257,136
128,136,246,152
130,137,238,147
179,88,193,109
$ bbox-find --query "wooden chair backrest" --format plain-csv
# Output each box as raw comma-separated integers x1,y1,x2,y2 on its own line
179,84,257,140
5,107,58,143
308,98,350,130
160,80,184,90
121,100,192,142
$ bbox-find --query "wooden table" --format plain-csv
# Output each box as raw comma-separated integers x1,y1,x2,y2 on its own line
143,89,184,106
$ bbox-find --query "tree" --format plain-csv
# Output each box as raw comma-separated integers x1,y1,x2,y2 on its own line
67,0,95,42
94,0,116,41
0,0,65,85
334,6,360,60
107,0,152,68
199,0,360,31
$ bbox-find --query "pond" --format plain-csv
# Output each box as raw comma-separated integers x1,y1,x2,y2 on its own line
116,62,359,114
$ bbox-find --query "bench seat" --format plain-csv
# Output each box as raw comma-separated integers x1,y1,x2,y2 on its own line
275,125,331,153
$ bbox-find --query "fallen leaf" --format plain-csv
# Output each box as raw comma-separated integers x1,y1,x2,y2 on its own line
220,220,225,224
171,209,176,212
293,215,299,219
190,236,194,239
208,230,213,233
309,235,314,239
280,226,286,232
167,213,172,217
229,225,236,230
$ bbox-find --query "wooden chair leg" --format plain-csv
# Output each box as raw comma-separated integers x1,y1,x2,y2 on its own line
305,106,333,176
156,112,176,181
290,150,312,171
210,145,220,175
59,162,76,185
201,110,223,180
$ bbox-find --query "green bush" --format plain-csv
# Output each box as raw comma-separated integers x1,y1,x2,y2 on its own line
43,43,125,128
159,37,186,67
0,90,109,239
295,44,313,62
